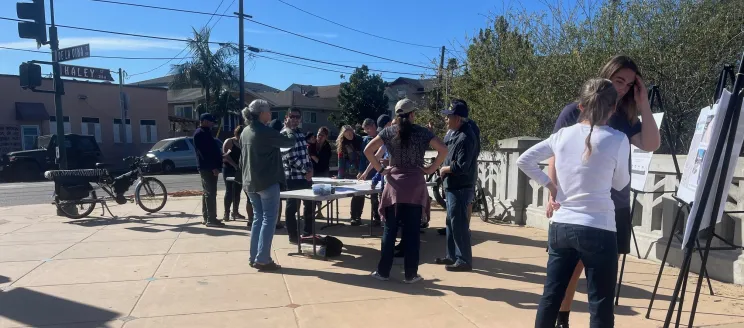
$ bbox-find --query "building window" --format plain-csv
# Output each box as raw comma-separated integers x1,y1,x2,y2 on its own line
303,112,317,124
397,89,407,99
175,105,195,119
80,117,101,143
140,119,158,143
49,115,71,135
113,119,132,144
271,111,286,122
20,125,40,150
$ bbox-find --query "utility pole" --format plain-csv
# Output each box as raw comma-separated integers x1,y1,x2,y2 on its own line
118,68,125,123
437,46,446,107
48,0,67,169
238,0,245,119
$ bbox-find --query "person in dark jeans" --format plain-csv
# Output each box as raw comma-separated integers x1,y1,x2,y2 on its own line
281,109,314,243
194,113,224,227
222,125,247,222
364,99,448,284
436,99,477,271
357,118,381,226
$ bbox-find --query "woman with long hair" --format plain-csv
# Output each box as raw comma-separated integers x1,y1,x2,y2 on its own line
364,99,448,283
518,78,630,327
336,125,366,226
310,127,332,217
222,125,248,222
547,55,661,328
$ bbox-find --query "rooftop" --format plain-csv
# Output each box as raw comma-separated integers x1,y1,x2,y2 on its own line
130,75,280,94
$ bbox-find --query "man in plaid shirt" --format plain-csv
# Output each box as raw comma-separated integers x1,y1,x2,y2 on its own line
281,108,314,244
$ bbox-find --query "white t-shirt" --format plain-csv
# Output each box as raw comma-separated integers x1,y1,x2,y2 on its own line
516,124,630,232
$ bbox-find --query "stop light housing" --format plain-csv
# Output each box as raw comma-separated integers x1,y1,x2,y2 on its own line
17,0,47,45
19,62,42,89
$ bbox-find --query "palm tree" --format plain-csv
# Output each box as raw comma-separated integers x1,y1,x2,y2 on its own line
170,27,239,117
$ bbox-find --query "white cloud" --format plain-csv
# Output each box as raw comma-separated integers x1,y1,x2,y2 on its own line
0,36,183,52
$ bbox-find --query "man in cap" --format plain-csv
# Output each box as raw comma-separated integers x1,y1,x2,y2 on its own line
194,113,225,227
435,99,477,271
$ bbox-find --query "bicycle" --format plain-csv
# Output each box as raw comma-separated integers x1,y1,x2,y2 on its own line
45,156,168,219
427,169,492,222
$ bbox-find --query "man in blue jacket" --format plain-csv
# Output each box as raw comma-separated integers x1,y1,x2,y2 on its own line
436,99,477,271
194,113,224,227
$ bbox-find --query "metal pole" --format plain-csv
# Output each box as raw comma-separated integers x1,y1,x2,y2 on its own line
437,46,445,107
238,0,245,118
118,68,125,122
49,0,66,169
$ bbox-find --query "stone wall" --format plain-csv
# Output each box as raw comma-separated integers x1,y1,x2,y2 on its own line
467,137,744,284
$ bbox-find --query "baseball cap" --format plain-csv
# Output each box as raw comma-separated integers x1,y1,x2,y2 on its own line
395,99,416,115
440,99,469,118
200,113,217,123
376,114,391,132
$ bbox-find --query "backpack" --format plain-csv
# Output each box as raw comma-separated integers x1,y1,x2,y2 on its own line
322,236,343,257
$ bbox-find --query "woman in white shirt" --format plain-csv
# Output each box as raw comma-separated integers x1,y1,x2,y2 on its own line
517,78,630,328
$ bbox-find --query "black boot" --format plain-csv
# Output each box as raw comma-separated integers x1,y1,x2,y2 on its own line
555,311,570,328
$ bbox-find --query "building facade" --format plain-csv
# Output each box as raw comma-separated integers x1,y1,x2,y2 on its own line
0,74,169,164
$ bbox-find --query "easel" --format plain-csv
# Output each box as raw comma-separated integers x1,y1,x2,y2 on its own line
614,85,683,305
646,65,738,321
661,55,744,328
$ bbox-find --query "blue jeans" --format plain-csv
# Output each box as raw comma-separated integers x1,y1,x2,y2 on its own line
445,188,474,265
377,203,422,280
535,222,618,328
247,183,280,265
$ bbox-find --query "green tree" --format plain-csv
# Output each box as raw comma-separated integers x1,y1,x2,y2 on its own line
170,27,239,128
448,0,744,153
333,65,390,127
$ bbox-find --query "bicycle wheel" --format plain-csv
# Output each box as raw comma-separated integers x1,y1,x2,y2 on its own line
56,192,97,219
475,183,490,222
431,174,447,209
135,177,168,213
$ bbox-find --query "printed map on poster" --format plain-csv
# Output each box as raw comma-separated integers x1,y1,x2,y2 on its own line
630,112,664,190
682,90,744,246
677,101,723,203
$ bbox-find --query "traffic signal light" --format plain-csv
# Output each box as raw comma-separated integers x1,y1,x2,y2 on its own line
19,62,42,89
17,0,47,45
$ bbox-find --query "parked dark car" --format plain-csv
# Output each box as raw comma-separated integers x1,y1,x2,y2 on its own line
0,134,103,181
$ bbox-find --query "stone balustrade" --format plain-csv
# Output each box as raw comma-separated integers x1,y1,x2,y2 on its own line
438,136,744,284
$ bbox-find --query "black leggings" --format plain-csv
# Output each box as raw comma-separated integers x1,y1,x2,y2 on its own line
223,168,241,216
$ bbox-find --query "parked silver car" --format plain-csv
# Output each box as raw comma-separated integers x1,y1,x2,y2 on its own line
143,137,197,173
143,136,224,173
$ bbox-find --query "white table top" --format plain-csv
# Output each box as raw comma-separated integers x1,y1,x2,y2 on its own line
280,181,381,201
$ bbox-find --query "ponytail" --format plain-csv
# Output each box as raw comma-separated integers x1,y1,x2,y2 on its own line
577,78,618,163
396,112,413,144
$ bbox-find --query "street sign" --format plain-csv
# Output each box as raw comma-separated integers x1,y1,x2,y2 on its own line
59,64,114,81
56,44,90,62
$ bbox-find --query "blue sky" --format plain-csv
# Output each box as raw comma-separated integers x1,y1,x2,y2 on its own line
0,0,551,90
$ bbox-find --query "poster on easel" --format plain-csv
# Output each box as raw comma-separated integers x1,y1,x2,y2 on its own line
681,90,744,246
630,112,664,190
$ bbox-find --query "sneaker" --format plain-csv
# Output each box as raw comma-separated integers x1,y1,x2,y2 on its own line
206,220,226,227
246,219,253,228
445,262,472,272
254,262,280,271
371,219,382,227
556,324,569,328
370,271,389,281
222,215,231,222
435,258,455,265
350,218,362,226
249,261,255,268
404,275,423,284
232,212,246,220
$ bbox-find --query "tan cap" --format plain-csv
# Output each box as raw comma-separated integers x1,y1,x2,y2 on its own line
395,98,416,115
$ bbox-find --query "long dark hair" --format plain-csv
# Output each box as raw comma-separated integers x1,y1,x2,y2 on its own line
599,55,641,122
396,112,413,144
578,78,618,162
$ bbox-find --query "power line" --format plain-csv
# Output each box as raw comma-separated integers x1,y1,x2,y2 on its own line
274,0,439,49
83,0,431,69
262,49,433,76
254,54,352,75
238,14,431,69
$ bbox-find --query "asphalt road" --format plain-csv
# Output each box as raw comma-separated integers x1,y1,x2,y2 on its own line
0,173,224,207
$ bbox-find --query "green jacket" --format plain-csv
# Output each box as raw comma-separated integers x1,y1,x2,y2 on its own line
240,120,296,193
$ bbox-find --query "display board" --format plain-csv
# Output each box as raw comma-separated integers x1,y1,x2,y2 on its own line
630,112,664,190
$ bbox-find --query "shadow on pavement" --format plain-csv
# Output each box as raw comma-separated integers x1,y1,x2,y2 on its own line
0,276,120,327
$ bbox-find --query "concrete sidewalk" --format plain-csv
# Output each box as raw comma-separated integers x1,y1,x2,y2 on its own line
0,194,742,327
